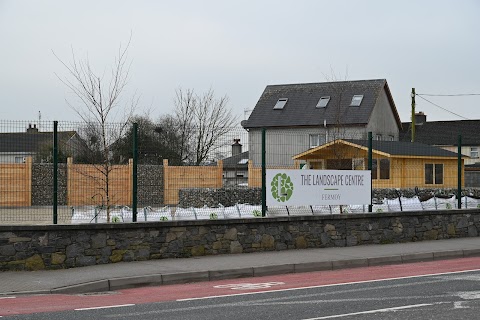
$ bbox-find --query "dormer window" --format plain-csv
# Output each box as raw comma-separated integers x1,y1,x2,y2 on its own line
350,95,364,107
273,98,288,110
316,96,330,108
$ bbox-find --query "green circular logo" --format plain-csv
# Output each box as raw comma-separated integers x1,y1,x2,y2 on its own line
271,173,294,202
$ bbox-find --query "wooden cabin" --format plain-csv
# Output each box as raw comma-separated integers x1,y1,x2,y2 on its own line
293,139,465,189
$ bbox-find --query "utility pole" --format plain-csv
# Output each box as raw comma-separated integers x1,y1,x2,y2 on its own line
411,88,416,142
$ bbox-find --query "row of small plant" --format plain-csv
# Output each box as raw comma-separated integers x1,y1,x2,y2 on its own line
111,209,263,223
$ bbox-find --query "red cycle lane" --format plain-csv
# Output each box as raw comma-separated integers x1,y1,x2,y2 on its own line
2,256,480,316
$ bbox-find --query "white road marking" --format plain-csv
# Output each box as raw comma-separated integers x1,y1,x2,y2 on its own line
75,304,135,311
302,303,434,319
214,282,285,290
0,296,15,300
454,301,470,309
455,291,480,300
177,268,480,301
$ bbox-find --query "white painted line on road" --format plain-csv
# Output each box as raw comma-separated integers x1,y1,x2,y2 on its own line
0,296,15,300
177,268,480,301
302,303,434,319
75,304,135,311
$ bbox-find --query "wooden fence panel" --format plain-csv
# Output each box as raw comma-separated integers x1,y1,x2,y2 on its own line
0,157,32,207
67,158,132,206
163,159,223,205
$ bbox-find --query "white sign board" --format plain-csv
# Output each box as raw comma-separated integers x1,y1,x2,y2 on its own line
266,169,371,206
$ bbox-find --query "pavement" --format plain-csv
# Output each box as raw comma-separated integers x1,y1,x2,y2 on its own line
2,237,480,296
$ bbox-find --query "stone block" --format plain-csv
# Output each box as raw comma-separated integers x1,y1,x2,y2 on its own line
224,228,238,241
25,254,45,271
110,249,126,263
51,253,66,265
0,245,16,256
76,256,96,267
295,236,308,249
261,234,275,249
230,241,243,254
91,233,107,249
191,245,205,256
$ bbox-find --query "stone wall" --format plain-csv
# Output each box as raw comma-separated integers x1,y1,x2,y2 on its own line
31,164,67,206
178,187,262,207
1,209,480,271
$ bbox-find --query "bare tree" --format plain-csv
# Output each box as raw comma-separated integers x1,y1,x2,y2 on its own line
173,88,238,165
54,37,138,222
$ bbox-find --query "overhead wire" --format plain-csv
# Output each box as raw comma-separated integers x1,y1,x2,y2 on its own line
417,93,480,97
415,94,470,120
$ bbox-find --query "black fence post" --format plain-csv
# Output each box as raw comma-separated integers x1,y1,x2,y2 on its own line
132,122,138,222
458,134,462,209
53,121,58,224
368,131,373,213
261,128,266,217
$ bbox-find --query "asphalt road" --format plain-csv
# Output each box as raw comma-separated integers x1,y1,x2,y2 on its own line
3,259,480,319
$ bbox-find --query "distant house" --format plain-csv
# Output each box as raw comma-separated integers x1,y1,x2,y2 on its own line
221,139,249,186
0,124,83,163
293,139,465,189
400,112,480,165
242,79,402,167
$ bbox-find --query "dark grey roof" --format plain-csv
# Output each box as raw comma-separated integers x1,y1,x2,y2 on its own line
345,139,460,158
222,151,249,168
0,132,76,153
400,120,480,146
242,79,401,129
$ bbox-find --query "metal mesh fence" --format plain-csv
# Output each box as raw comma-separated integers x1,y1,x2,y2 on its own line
0,120,476,225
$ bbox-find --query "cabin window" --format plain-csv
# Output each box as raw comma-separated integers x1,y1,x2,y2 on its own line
379,159,390,179
352,158,365,170
371,159,390,179
425,163,443,184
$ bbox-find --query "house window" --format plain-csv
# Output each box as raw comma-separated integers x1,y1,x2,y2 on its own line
350,95,364,107
273,98,288,110
471,147,479,158
316,96,330,108
388,135,395,141
371,159,390,179
309,134,323,148
425,164,443,184
375,134,382,141
14,156,24,163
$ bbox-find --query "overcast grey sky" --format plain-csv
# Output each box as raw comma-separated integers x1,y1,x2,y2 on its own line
0,0,479,124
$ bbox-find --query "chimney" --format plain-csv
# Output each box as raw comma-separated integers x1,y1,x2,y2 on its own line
414,112,426,125
26,123,39,133
232,139,242,156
